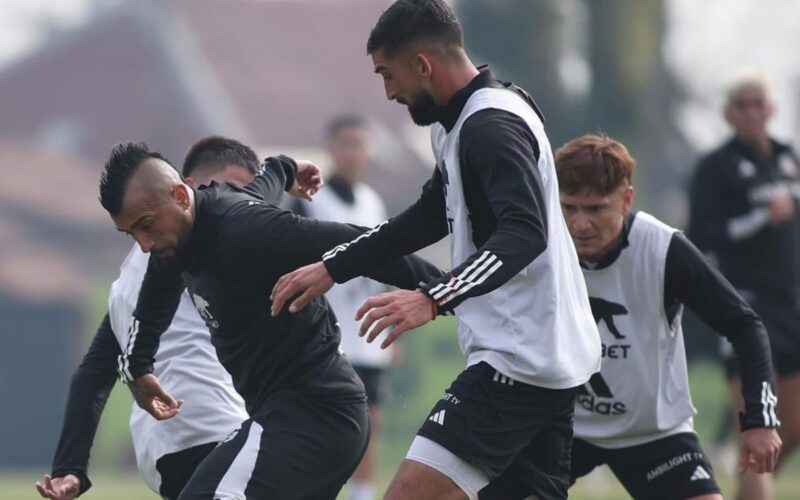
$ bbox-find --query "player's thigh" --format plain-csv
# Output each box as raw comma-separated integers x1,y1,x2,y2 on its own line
487,400,576,500
418,363,577,474
754,295,800,378
156,441,219,499
180,393,369,500
353,364,390,408
479,436,596,500
177,419,256,500
607,433,720,500
385,458,470,500
570,438,609,484
411,363,576,499
777,372,800,443
249,394,370,499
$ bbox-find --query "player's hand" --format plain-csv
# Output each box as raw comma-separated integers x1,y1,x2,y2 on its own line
270,262,334,316
739,427,782,473
767,191,795,225
289,160,323,201
356,290,435,349
35,473,80,500
128,373,183,421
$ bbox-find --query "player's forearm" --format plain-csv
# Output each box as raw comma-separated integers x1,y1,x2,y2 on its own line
361,253,445,291
120,257,183,382
51,368,108,496
420,222,546,313
323,200,447,283
51,315,119,495
665,234,777,429
730,324,779,430
243,155,298,205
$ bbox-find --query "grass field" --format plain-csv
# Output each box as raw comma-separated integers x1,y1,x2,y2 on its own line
4,315,800,498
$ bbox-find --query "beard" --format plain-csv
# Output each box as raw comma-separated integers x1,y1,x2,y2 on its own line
403,90,440,126
158,222,192,270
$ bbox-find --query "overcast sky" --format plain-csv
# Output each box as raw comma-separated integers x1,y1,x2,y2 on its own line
0,0,797,149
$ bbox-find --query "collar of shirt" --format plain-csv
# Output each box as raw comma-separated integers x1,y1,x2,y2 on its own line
728,136,790,166
437,65,497,132
184,185,213,272
580,211,637,271
326,175,356,205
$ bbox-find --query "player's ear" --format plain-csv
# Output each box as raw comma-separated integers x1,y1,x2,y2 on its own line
414,52,432,78
765,98,775,121
172,183,192,211
185,176,197,188
723,102,735,126
622,185,634,214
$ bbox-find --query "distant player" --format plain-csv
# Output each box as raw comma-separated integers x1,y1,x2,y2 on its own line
270,1,601,498
688,72,800,499
482,133,782,500
98,140,441,499
36,136,321,499
292,114,391,500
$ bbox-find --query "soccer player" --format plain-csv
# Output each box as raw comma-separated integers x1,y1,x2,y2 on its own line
270,1,601,499
688,72,800,499
481,133,782,500
35,136,322,500
98,141,442,499
292,114,391,500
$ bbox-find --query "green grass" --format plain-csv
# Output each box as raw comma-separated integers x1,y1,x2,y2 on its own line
5,315,800,499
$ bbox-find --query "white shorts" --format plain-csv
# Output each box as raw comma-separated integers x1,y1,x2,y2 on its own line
406,435,489,499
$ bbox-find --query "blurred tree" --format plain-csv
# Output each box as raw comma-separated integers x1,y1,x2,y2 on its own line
459,0,584,145
585,0,691,223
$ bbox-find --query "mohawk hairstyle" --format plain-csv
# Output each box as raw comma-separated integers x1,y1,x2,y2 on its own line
99,141,171,216
182,136,260,179
366,0,463,57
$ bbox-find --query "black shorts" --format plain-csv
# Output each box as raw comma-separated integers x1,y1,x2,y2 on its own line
420,362,577,500
724,293,800,377
156,442,218,499
482,432,719,500
571,433,719,500
353,364,389,406
178,390,369,500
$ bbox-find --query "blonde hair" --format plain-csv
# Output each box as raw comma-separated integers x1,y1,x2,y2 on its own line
725,68,772,104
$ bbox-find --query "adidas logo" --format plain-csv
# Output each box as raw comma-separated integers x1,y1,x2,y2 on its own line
428,410,446,425
492,371,515,386
690,465,711,481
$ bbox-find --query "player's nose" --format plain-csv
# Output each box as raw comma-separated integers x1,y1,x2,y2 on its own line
135,235,155,254
384,82,396,101
571,213,592,232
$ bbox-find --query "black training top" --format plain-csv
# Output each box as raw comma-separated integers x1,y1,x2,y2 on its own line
688,137,800,301
119,162,442,413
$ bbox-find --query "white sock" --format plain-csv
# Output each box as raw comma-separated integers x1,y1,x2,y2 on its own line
349,481,375,500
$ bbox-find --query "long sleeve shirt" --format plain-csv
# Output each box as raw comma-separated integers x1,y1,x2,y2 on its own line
119,181,443,413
